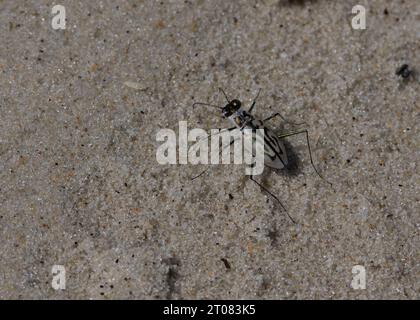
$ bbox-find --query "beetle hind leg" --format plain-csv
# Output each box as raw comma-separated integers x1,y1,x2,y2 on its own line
249,175,296,224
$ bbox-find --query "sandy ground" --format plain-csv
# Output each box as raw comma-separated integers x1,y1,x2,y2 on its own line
0,0,419,299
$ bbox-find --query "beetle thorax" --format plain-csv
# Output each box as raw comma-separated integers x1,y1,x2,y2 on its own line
228,108,253,129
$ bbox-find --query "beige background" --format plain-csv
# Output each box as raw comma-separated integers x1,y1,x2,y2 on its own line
0,0,418,299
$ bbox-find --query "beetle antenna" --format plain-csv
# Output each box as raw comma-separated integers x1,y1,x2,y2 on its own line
218,88,230,103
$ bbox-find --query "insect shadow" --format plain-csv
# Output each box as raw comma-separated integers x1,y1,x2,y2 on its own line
191,88,332,223
276,139,302,177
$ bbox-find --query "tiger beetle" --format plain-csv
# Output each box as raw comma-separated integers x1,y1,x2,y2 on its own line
192,88,332,223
